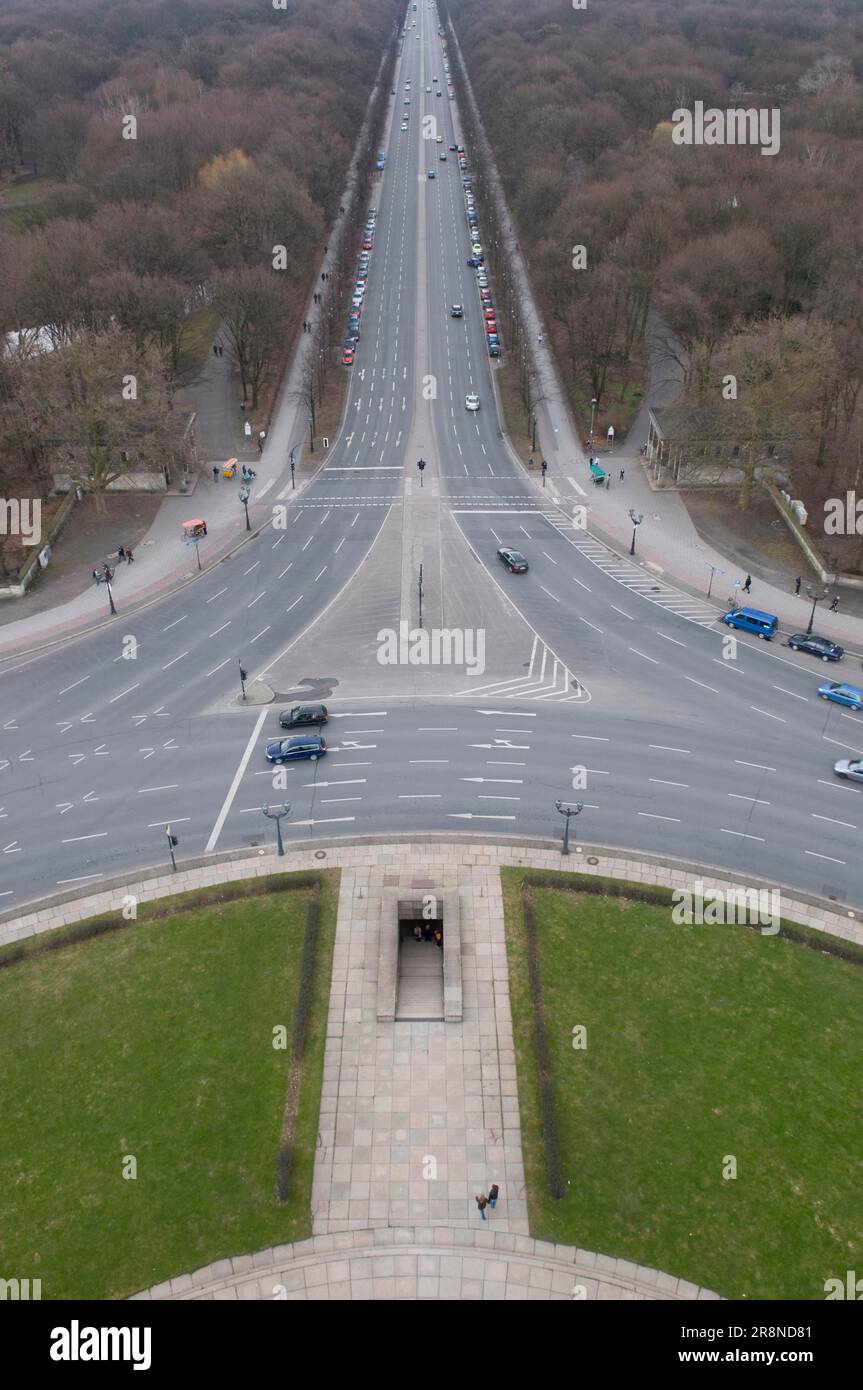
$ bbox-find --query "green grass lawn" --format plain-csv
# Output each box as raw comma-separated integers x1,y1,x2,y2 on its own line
502,870,863,1299
0,875,337,1299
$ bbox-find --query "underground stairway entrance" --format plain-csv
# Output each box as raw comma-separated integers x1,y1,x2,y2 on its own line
395,899,444,1022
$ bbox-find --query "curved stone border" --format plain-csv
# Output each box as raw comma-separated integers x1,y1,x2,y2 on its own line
132,1227,721,1301
2,835,859,948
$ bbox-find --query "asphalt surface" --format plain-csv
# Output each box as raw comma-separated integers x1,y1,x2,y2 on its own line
1,11,862,913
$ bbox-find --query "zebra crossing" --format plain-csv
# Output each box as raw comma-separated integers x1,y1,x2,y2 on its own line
452,634,588,702
535,500,723,627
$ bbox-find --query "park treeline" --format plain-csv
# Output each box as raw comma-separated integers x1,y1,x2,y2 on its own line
444,0,863,565
0,0,400,568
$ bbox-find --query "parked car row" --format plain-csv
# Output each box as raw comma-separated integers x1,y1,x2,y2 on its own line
343,207,377,366
460,174,501,359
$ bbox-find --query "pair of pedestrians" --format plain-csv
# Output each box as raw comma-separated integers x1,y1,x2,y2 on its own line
475,1183,500,1219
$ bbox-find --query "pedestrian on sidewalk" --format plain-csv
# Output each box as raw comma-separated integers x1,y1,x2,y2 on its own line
619,468,625,481
324,244,328,254
302,319,308,333
795,576,802,595
218,343,224,357
213,465,219,482
93,568,102,586
743,574,752,594
240,401,246,413
605,475,611,490
475,1193,488,1220
117,545,126,563
537,332,543,344
257,436,264,455
126,546,134,562
830,596,840,612
212,344,219,357
488,1183,499,1210
321,271,325,282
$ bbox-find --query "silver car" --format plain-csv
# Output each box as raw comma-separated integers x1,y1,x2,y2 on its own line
834,758,863,782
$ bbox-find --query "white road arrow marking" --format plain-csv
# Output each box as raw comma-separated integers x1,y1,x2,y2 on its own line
56,721,74,734
460,777,523,784
56,802,74,814
94,744,109,755
80,713,95,723
447,813,516,821
19,749,34,761
69,753,85,765
476,710,536,717
3,841,22,853
2,720,18,730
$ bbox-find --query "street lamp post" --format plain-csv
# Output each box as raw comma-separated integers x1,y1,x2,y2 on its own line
239,661,248,701
417,457,426,488
540,460,547,487
239,485,251,530
166,824,179,871
531,412,537,452
555,800,584,856
261,802,292,856
705,562,725,600
289,447,296,490
589,397,598,444
629,508,644,556
805,583,829,636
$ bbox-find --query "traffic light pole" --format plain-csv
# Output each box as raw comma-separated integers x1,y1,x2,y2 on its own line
166,824,178,871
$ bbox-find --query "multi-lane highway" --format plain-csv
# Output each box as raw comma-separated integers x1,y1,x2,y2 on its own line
1,4,861,913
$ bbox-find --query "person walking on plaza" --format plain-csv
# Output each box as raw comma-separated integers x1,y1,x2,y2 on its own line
795,575,801,595
475,1193,488,1220
93,568,102,586
830,595,840,612
213,465,219,482
488,1183,499,1210
743,574,752,594
117,545,126,563
125,546,134,562
619,468,625,481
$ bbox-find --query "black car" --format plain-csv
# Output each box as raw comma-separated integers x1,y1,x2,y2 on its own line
466,256,484,268
279,703,329,729
450,304,463,318
788,633,844,661
497,547,528,573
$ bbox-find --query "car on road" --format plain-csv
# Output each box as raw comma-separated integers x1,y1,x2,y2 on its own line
436,135,443,143
488,341,501,357
720,607,778,640
341,347,355,365
450,304,463,317
483,307,496,320
401,122,409,132
362,238,373,250
788,633,844,661
279,703,329,729
437,89,442,95
497,548,528,573
449,144,458,151
439,152,447,160
404,98,411,104
834,757,863,782
467,256,483,267
471,242,482,254
426,85,431,92
465,393,480,411
265,735,328,763
428,169,435,179
818,681,863,710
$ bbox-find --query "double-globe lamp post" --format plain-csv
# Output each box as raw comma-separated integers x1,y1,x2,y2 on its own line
555,800,584,856
629,509,644,556
805,583,829,636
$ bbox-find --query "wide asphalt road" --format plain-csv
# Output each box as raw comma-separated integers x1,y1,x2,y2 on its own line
1,10,861,912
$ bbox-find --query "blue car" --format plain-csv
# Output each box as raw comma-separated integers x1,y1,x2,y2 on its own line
265,735,328,763
818,682,863,711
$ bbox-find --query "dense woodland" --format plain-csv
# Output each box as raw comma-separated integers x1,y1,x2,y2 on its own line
0,0,399,575
445,0,863,567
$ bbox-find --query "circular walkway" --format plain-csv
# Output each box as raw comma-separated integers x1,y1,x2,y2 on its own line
133,1227,720,1301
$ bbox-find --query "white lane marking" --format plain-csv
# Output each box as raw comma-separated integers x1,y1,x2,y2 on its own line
162,616,187,632
248,626,271,643
243,561,260,575
398,793,442,798
205,708,267,852
728,793,770,805
205,657,231,677
571,575,592,593
109,684,140,704
247,593,265,608
161,651,189,671
750,705,786,723
772,684,808,701
719,829,765,842
147,817,191,827
609,604,634,620
649,778,689,788
735,760,776,772
656,632,686,648
57,873,104,884
58,675,91,694
650,745,691,753
817,778,861,794
206,587,228,604
811,813,857,829
629,647,659,664
804,850,846,864
61,832,108,843
209,622,231,638
138,784,180,794
539,585,559,603
684,676,719,694
571,734,610,740
578,616,603,634
278,563,293,578
637,812,680,822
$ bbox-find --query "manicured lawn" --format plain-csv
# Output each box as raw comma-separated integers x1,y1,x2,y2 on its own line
0,875,337,1299
502,870,863,1299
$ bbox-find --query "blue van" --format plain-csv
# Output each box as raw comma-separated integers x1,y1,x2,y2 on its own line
721,607,778,640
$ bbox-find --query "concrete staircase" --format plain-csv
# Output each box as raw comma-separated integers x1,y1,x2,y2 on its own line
395,935,444,1020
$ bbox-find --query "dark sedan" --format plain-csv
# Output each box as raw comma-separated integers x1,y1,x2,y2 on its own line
279,703,329,729
265,735,327,763
788,633,844,661
497,547,528,573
